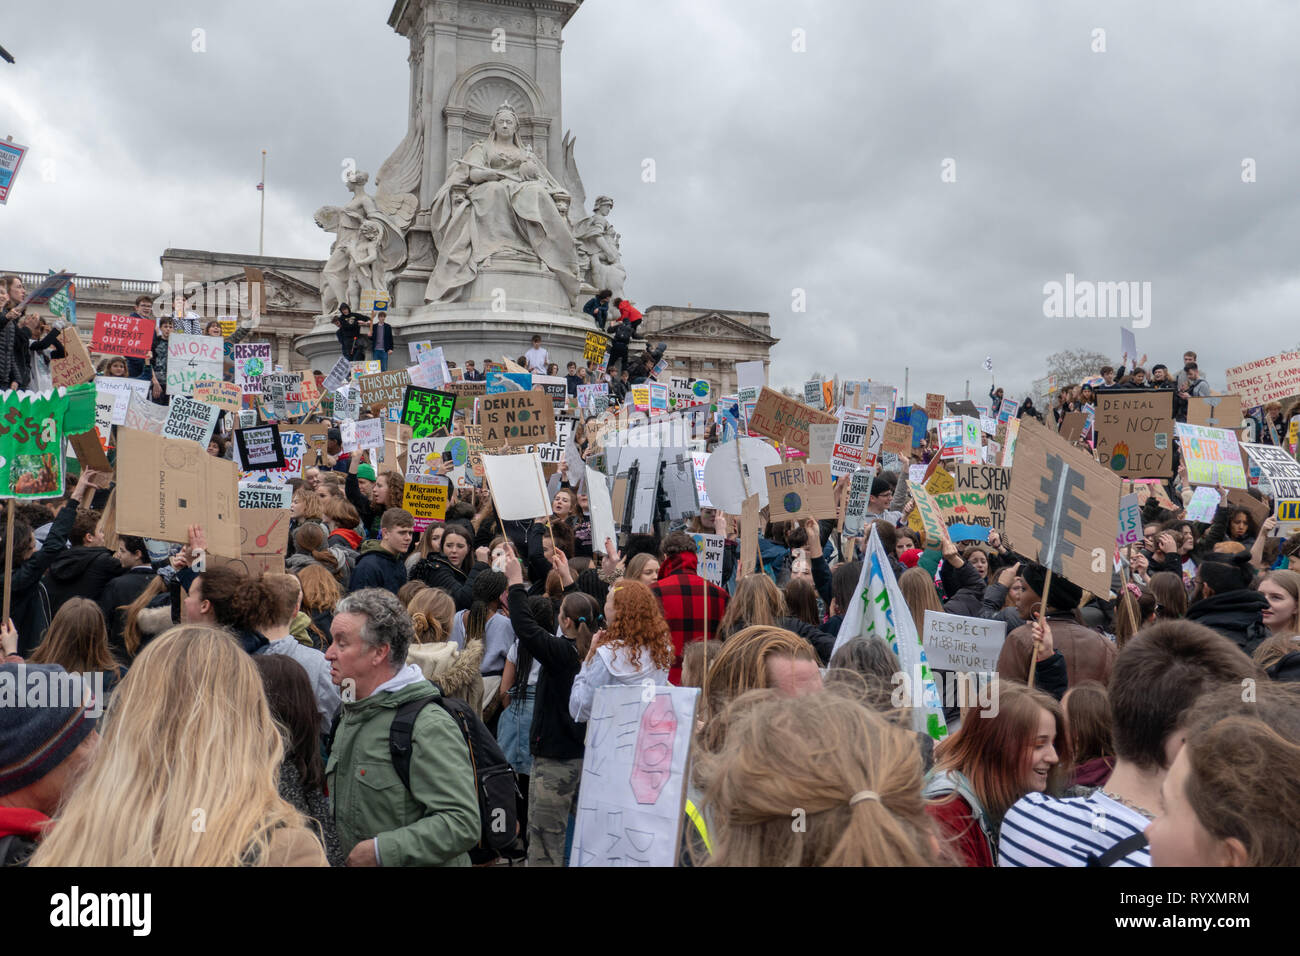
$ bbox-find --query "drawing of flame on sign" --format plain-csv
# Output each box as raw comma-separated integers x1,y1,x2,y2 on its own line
629,694,676,805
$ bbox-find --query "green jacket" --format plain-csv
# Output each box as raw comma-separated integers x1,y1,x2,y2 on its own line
326,672,480,866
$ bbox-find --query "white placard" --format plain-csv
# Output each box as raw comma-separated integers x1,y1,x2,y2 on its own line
95,376,149,425
482,453,550,520
586,465,617,554
162,395,220,447
570,685,699,869
921,610,1006,674
239,483,293,510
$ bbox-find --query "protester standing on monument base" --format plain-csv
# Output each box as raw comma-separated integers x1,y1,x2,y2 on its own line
368,310,394,370
525,334,549,375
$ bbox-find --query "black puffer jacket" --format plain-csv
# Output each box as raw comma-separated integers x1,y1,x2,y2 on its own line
1186,589,1270,656
409,552,487,610
507,584,585,760
45,546,127,613
939,560,987,618
13,501,79,656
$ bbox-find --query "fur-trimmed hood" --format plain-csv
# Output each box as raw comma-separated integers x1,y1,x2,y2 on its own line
407,638,485,713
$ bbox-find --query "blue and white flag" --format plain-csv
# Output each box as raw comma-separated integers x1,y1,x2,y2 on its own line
830,525,948,741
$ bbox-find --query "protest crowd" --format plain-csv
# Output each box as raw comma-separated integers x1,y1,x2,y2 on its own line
3,269,1300,871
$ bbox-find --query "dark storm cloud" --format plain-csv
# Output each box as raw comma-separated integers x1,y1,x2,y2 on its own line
4,0,1299,403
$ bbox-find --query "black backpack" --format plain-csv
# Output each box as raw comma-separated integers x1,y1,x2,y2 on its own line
389,693,521,852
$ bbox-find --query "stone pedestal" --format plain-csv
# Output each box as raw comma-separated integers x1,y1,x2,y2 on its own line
294,263,597,373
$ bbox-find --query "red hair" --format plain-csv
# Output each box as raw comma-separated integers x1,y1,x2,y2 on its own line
606,579,674,672
932,680,1070,821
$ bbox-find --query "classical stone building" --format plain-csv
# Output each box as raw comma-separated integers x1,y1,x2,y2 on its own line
639,305,778,396
3,251,325,372
3,257,777,390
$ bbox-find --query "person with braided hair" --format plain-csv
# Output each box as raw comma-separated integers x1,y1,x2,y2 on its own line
448,570,512,712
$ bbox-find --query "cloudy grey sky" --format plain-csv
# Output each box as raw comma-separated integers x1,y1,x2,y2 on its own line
3,0,1299,404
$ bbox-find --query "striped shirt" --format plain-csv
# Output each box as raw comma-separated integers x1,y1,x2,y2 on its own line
997,790,1152,867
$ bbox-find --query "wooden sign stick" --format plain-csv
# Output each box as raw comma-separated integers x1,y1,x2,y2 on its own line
2,499,13,625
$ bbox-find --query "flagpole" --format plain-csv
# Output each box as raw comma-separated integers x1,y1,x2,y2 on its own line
258,149,267,256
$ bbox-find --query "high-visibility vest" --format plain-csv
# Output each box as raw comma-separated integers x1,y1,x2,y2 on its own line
684,798,712,854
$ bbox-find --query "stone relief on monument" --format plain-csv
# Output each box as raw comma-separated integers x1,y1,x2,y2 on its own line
314,170,417,317
424,103,581,305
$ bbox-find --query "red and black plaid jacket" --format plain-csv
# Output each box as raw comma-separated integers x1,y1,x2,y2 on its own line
649,551,729,685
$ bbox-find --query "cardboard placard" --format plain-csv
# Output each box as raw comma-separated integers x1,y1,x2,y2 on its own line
1224,351,1300,407
359,368,412,407
882,420,912,457
1175,423,1248,489
1004,418,1120,596
480,392,556,449
1227,487,1271,529
1187,394,1243,431
954,464,1010,534
1095,389,1174,478
52,328,95,388
1059,411,1087,444
747,387,838,454
115,428,240,558
764,462,836,521
91,312,154,359
925,393,945,421
192,380,243,413
235,424,287,471
213,508,289,577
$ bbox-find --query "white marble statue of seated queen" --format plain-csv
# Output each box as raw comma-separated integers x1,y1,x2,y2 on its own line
425,102,581,305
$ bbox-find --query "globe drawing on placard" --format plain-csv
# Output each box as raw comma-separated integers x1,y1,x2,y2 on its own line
783,492,802,514
244,357,265,378
692,380,709,398
517,409,531,421
446,437,469,467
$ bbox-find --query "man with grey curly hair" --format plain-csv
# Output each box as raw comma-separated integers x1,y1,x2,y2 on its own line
325,588,480,867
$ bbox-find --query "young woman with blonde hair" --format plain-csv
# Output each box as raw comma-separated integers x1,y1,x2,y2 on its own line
31,625,328,867
697,687,941,867
568,579,673,722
